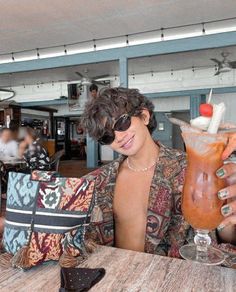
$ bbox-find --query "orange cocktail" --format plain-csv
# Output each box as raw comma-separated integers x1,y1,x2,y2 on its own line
180,131,228,265
182,133,226,230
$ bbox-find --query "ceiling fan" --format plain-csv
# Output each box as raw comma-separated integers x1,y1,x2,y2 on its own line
75,71,110,86
211,52,236,75
0,88,15,102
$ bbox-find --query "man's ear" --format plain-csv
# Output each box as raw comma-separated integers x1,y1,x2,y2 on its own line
141,109,150,125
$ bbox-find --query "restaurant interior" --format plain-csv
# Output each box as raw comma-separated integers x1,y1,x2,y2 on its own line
0,1,236,291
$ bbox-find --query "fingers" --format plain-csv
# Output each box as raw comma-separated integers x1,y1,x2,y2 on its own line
217,215,236,231
218,185,236,200
222,133,236,160
221,199,236,218
216,163,236,178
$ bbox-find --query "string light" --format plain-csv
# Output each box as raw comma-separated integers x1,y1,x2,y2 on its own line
161,28,164,40
0,17,236,64
93,39,96,50
23,84,25,88
11,53,15,61
126,35,129,45
192,66,195,72
202,23,206,34
132,73,135,79
36,48,40,58
151,71,154,77
64,45,67,54
52,81,54,86
171,69,174,76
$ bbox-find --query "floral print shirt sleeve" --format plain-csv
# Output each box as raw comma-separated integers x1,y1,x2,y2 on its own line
23,140,50,171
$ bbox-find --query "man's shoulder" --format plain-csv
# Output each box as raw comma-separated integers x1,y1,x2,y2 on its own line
82,159,119,182
159,143,186,164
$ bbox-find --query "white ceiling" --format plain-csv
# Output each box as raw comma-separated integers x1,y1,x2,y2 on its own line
0,0,236,54
1,45,236,87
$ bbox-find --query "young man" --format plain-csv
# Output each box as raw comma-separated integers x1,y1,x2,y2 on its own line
81,87,236,262
89,84,98,99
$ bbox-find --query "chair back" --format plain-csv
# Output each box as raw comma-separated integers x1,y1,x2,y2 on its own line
0,160,6,177
50,149,65,171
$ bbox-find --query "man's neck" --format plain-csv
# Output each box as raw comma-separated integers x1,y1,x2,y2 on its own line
127,136,159,170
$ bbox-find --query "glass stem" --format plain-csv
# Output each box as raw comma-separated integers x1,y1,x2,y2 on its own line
194,229,211,257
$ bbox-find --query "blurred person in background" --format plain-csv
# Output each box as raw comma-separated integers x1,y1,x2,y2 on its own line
0,128,18,158
21,127,50,171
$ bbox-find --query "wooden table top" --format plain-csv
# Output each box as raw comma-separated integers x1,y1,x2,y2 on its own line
0,246,236,292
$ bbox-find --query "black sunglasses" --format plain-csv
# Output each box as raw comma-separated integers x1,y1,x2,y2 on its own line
98,114,132,145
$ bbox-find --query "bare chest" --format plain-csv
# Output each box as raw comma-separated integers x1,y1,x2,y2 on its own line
113,170,154,222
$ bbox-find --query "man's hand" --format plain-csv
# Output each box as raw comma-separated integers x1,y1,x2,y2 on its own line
217,133,236,244
222,132,236,160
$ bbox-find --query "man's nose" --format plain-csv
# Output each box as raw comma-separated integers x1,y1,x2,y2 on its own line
114,130,127,143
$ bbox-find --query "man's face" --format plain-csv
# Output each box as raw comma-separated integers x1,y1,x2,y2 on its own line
1,130,12,143
108,111,150,156
90,90,98,99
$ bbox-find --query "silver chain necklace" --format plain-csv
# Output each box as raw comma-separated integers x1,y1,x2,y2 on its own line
126,157,157,172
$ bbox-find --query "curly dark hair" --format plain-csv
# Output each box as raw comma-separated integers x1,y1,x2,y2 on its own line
89,84,98,92
81,87,157,140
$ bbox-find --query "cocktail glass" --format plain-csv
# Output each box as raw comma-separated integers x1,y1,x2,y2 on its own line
179,130,228,265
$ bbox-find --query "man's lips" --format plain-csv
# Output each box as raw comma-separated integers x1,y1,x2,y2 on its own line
121,136,134,149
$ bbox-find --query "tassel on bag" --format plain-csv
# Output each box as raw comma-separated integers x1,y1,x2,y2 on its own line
84,238,97,254
11,220,34,270
11,245,31,269
59,252,86,268
59,236,97,267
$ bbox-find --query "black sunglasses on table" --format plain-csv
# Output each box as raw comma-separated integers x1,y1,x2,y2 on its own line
98,113,133,145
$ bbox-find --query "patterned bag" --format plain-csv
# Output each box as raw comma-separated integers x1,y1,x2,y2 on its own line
2,170,95,269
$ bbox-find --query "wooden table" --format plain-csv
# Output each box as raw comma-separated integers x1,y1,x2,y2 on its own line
0,246,236,292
